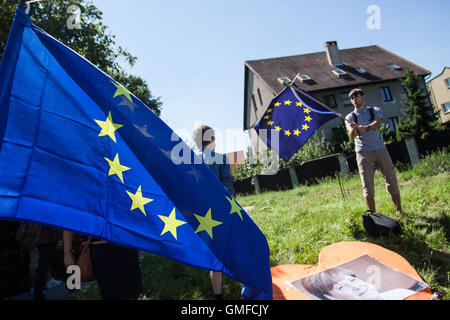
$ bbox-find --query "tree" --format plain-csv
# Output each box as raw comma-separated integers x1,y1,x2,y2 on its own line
112,71,162,115
0,1,17,59
396,68,439,140
378,123,396,144
0,0,161,115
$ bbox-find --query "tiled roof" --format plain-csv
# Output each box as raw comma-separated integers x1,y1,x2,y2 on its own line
245,45,430,93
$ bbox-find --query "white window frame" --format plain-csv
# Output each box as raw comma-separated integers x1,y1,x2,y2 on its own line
299,74,311,81
341,92,352,107
380,86,394,102
388,117,399,132
443,102,450,114
388,63,401,70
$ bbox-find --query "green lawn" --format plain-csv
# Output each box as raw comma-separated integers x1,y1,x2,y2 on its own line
67,149,450,300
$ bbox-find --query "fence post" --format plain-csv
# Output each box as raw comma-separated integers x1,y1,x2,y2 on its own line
404,136,420,167
338,154,350,176
252,176,261,194
289,167,299,187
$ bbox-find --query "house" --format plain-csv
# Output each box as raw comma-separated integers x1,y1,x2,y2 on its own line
243,41,431,154
225,150,245,172
427,66,450,125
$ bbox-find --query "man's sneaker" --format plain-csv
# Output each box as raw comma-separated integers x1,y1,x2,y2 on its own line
46,278,62,289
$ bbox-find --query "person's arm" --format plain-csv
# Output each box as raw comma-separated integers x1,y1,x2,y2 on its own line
222,175,235,197
345,115,359,140
347,121,358,140
220,156,235,197
63,231,75,268
368,116,383,131
356,116,383,133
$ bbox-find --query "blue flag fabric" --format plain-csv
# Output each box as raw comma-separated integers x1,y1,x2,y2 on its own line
0,9,272,299
253,86,337,161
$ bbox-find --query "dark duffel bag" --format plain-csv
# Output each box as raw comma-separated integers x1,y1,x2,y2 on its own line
362,211,402,237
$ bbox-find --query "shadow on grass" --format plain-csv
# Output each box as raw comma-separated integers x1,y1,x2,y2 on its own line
66,254,243,300
348,211,450,299
420,212,450,245
138,255,242,300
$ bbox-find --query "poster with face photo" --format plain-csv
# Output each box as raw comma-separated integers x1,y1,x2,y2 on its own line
290,254,429,300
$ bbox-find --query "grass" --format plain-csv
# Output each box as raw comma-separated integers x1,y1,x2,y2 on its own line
67,149,450,300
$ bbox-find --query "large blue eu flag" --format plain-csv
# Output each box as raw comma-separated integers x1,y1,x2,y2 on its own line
253,86,337,161
0,9,272,299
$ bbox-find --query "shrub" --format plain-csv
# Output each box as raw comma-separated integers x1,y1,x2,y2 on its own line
412,147,450,177
233,131,335,181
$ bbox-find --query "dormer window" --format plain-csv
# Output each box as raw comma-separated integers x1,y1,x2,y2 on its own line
356,68,367,74
388,63,401,70
277,77,292,85
298,74,311,82
332,69,346,77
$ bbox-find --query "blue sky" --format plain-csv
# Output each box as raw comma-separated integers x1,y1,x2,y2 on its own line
95,0,449,153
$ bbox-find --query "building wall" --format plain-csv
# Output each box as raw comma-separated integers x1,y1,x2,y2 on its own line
246,69,276,155
225,150,245,171
246,71,276,127
427,67,450,124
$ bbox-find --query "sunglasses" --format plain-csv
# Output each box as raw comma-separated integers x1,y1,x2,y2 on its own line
350,92,361,99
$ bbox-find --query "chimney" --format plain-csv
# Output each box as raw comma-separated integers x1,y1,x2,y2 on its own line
324,41,342,66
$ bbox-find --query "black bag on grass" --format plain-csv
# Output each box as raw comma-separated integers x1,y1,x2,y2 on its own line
362,211,402,237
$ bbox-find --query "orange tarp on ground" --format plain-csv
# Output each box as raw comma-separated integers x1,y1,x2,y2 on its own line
271,241,432,300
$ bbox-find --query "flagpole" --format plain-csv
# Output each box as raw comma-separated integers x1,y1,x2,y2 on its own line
289,73,300,86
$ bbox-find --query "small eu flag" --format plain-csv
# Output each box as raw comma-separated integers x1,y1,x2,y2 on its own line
0,9,272,299
253,86,337,161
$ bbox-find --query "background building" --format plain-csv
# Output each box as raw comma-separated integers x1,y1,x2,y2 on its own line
427,67,450,126
225,150,245,171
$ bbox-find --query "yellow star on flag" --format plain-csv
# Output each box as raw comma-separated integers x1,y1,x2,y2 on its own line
94,112,123,143
226,196,243,221
264,115,269,119
267,108,273,113
296,102,303,107
305,115,312,122
111,80,133,103
293,129,301,136
284,100,292,105
274,102,281,107
194,208,223,239
275,126,281,132
104,153,130,183
158,208,187,240
284,130,291,136
303,108,311,114
267,120,274,126
302,123,310,131
126,185,153,216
